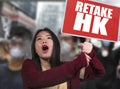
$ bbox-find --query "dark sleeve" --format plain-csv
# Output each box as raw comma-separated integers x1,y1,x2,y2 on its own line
84,49,106,80
22,53,87,89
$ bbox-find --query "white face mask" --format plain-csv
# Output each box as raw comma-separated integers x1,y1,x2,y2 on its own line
101,48,109,57
10,46,24,59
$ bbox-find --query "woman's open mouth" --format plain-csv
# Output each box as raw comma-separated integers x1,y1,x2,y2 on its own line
42,45,49,53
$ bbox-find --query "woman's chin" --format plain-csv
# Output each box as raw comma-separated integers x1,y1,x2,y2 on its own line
41,55,51,60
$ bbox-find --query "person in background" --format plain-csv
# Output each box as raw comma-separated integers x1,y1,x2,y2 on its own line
94,41,117,89
8,36,25,71
58,32,78,62
86,39,120,89
0,26,32,89
22,28,105,89
9,26,32,59
112,41,120,89
0,37,23,89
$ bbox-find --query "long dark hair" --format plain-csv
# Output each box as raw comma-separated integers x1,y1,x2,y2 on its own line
31,28,61,71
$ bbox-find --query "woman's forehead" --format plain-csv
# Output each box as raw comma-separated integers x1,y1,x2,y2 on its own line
36,31,51,37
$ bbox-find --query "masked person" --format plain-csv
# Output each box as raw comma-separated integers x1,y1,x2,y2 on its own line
59,33,78,62
22,28,105,89
8,36,25,71
89,40,120,89
112,42,120,89
0,37,23,89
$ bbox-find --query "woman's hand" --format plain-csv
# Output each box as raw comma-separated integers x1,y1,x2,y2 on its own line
80,42,93,54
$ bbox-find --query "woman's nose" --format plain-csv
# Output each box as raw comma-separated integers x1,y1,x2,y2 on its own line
42,40,47,44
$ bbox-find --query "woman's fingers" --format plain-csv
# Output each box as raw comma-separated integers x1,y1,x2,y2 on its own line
80,42,93,54
85,54,91,66
85,54,91,60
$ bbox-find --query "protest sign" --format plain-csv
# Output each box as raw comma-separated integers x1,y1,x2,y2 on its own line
62,0,120,41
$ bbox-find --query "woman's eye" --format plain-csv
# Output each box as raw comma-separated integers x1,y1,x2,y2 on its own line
36,38,42,40
47,37,52,39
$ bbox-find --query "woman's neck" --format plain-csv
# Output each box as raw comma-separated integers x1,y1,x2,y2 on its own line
40,58,51,71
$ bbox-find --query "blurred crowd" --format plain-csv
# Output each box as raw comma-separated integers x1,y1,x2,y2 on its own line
0,27,120,89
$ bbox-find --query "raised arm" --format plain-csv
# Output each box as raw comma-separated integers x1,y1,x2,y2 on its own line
22,53,87,89
83,49,106,80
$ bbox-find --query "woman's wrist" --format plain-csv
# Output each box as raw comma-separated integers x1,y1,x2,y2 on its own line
87,49,96,58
